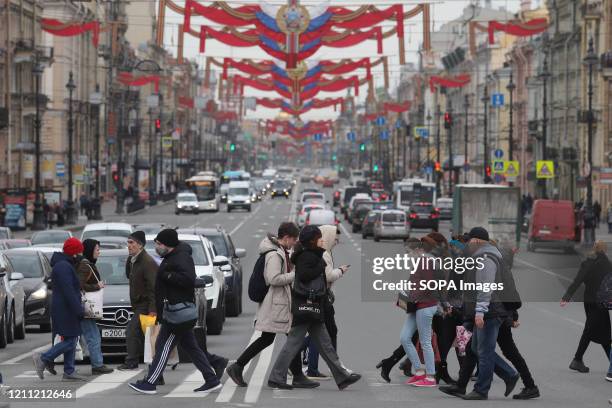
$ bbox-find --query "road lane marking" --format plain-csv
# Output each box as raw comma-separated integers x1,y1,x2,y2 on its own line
230,205,262,235
215,330,260,403
164,369,205,398
514,258,573,283
76,369,144,398
526,304,584,327
243,334,275,404
1,344,47,365
15,370,39,378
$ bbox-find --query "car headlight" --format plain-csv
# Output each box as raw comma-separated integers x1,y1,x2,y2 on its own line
177,203,183,208
227,199,233,204
194,203,199,208
30,286,47,300
209,203,214,207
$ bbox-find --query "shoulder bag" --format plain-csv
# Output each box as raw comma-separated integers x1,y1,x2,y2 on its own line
81,265,104,319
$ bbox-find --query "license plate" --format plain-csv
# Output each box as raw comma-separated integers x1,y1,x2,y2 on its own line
539,230,551,234
394,226,405,230
101,328,126,338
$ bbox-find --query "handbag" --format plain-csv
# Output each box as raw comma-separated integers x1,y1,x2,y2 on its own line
396,290,417,313
291,299,323,320
163,300,197,325
81,265,104,319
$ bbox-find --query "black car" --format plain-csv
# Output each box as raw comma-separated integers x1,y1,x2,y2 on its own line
342,186,370,215
3,248,53,331
351,202,375,232
408,202,440,231
361,210,382,239
270,180,292,198
177,227,246,317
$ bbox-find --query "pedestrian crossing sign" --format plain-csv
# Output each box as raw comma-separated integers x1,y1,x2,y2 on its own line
492,160,506,174
505,160,519,177
536,160,555,179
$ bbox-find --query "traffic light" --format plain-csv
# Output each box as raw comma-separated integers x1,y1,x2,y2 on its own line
486,165,492,178
444,112,452,129
359,143,366,152
230,143,236,152
434,161,442,172
155,118,161,130
332,154,337,161
373,164,379,172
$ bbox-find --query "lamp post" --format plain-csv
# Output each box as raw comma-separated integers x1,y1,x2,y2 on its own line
426,111,432,183
583,37,598,246
435,104,441,196
538,55,550,198
446,100,453,196
147,105,157,205
481,84,490,183
506,71,516,162
31,62,45,230
89,85,103,220
65,72,77,224
464,94,469,184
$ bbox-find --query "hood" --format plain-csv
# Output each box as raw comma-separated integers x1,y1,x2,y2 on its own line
290,243,324,264
102,285,131,305
164,241,192,258
259,234,282,255
469,241,502,260
50,251,75,267
319,225,337,251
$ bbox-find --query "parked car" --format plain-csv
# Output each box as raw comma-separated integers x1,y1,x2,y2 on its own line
132,223,166,235
145,234,227,334
351,201,375,232
361,210,382,239
298,203,326,227
0,227,13,240
407,202,440,231
0,265,8,348
31,230,72,246
178,227,246,317
527,199,576,253
373,209,411,242
3,248,53,331
436,197,453,220
81,223,133,240
305,209,338,226
175,192,200,214
0,253,26,345
0,239,31,250
93,249,212,356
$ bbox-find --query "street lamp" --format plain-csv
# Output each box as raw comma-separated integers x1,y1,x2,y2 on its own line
506,70,516,162
31,61,45,231
426,111,432,183
89,85,103,220
583,37,598,246
464,94,469,184
538,54,550,198
64,72,77,224
481,84,490,183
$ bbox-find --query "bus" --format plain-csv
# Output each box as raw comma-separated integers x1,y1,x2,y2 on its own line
220,170,251,185
185,173,220,212
394,178,437,212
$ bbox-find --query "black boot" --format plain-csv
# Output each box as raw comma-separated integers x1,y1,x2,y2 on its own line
376,346,405,383
435,362,457,385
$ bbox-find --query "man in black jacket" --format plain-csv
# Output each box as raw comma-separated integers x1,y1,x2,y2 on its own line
128,229,221,395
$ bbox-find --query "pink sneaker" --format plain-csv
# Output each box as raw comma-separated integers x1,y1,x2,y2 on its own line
405,374,425,385
412,377,437,388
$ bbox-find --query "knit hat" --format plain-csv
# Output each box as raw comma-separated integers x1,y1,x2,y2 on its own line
467,227,489,242
63,237,84,257
82,239,100,264
299,225,322,246
128,231,146,247
155,228,179,248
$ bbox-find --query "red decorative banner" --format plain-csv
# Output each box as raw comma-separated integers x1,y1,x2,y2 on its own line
117,72,161,93
41,18,101,47
488,18,548,44
178,96,194,109
384,101,411,113
429,74,471,93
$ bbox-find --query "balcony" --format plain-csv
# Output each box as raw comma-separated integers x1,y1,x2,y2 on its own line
11,92,49,107
12,41,53,65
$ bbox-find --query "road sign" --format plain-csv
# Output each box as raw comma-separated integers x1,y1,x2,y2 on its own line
491,93,505,107
162,136,173,148
347,131,356,142
314,133,322,141
494,149,504,159
395,119,403,129
380,130,390,140
492,160,506,174
505,160,519,177
536,160,555,179
375,116,386,126
413,126,429,139
55,162,65,178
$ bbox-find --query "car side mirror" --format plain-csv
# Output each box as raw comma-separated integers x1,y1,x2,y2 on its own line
195,275,214,288
10,272,24,281
213,255,229,266
235,248,246,258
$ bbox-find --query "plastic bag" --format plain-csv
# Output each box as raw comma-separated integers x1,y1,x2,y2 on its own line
139,314,157,334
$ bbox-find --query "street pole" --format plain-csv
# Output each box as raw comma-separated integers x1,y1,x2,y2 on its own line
583,37,597,246
482,84,489,183
133,107,140,203
91,84,102,220
507,70,516,187
148,106,156,205
65,72,77,224
115,88,126,215
158,94,164,195
435,104,441,196
426,111,432,182
464,94,469,184
539,55,550,198
31,61,45,230
447,100,453,196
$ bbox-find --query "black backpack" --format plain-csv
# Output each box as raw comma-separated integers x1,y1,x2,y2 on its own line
596,271,612,310
487,252,522,311
248,250,282,303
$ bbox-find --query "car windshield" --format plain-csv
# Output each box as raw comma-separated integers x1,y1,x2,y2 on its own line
82,229,131,240
177,195,197,202
305,206,324,213
204,234,228,257
145,240,209,265
229,188,249,196
413,204,433,213
96,255,130,285
134,225,163,235
6,254,43,278
383,213,405,223
32,231,70,245
274,182,291,189
303,194,324,202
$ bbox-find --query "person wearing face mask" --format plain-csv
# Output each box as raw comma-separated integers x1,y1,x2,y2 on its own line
128,229,221,395
33,238,87,381
267,225,361,391
76,239,113,375
226,222,315,388
304,225,348,380
118,231,158,372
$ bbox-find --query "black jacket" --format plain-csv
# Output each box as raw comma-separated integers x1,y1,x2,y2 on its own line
155,242,196,322
563,252,612,303
290,244,328,324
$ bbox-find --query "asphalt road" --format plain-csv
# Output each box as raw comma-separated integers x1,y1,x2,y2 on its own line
0,182,610,407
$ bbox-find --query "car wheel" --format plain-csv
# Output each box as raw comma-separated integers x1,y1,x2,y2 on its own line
175,211,180,215
6,306,14,344
206,306,224,335
14,302,25,340
0,308,7,349
247,207,252,212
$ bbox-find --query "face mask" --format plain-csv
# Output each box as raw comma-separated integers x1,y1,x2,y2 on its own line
155,246,169,257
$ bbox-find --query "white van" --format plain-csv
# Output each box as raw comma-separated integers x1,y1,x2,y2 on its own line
227,181,252,212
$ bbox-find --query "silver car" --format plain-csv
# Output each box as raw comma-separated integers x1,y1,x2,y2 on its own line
373,210,411,242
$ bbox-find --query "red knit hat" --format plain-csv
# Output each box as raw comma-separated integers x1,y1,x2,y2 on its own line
63,237,84,256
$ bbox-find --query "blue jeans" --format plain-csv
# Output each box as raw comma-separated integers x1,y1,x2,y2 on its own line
42,336,78,375
80,319,103,368
400,305,437,375
471,317,517,396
